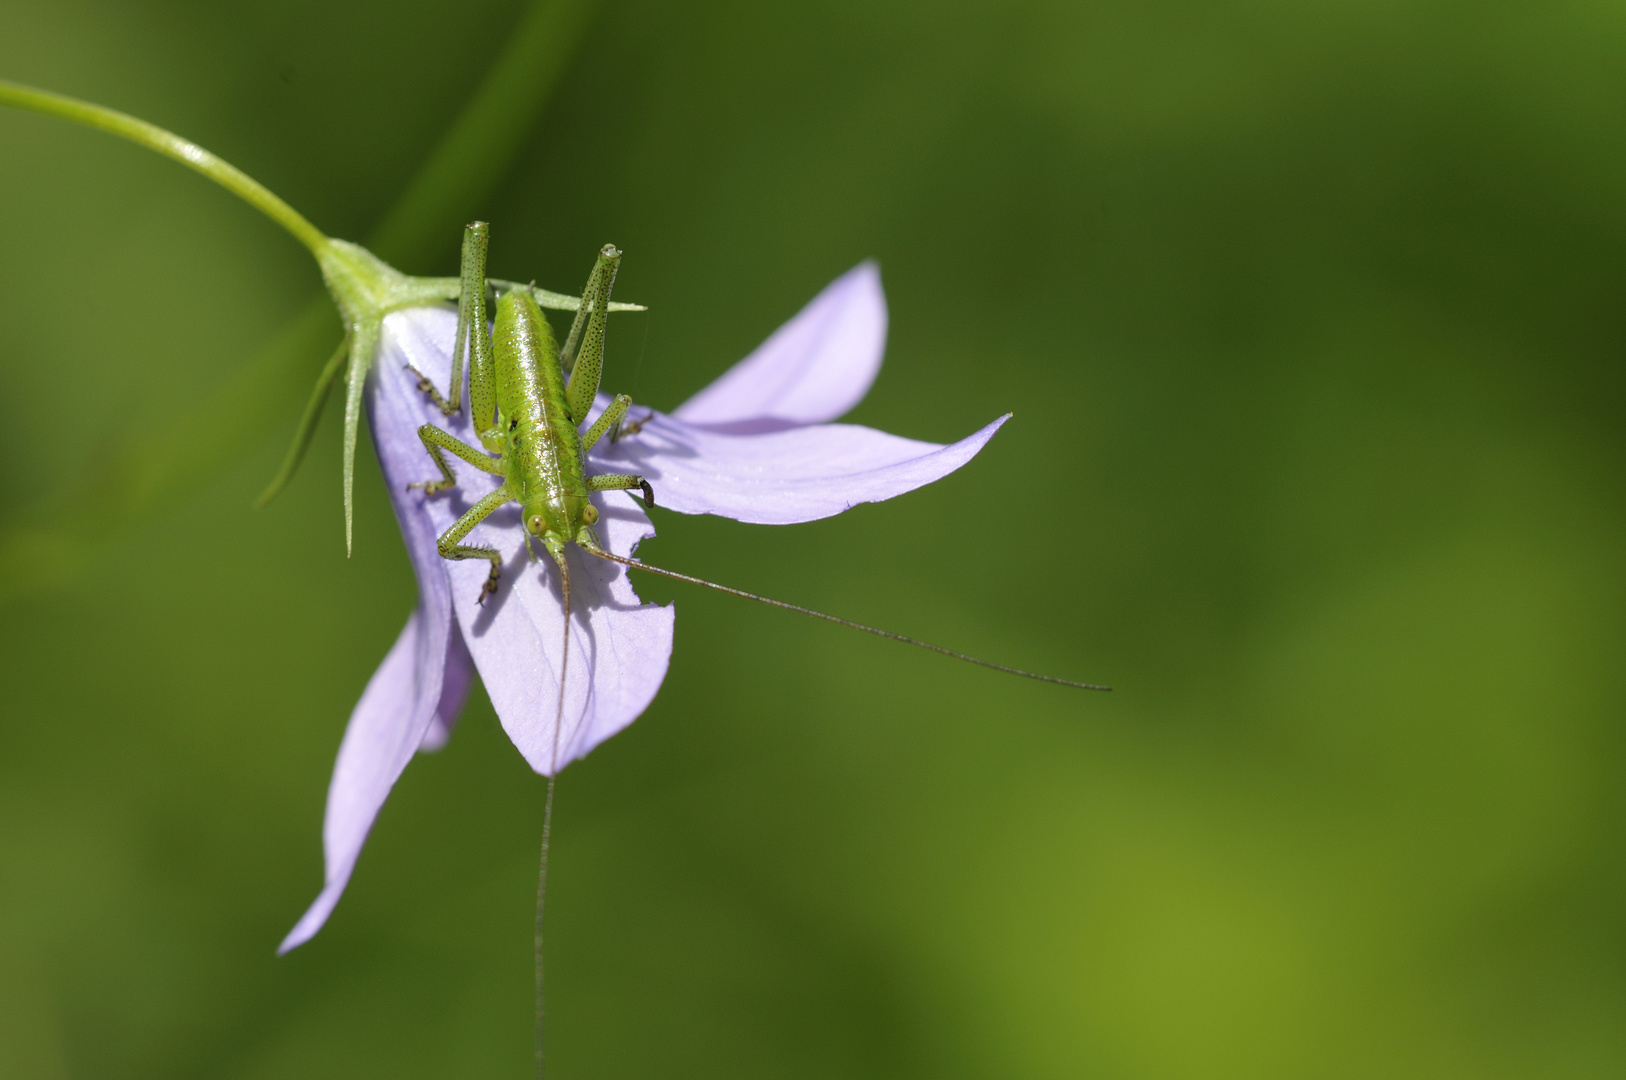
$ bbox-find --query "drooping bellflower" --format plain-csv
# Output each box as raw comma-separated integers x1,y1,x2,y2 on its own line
280,263,1008,951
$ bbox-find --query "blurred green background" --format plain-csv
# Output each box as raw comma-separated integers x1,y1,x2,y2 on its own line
2,0,1625,1075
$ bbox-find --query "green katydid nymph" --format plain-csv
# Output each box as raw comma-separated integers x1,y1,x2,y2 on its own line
400,223,651,611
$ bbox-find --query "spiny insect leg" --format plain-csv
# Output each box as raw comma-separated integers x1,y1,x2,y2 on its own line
445,222,491,419
586,472,655,509
404,223,493,419
435,484,513,605
558,246,614,378
563,245,622,425
408,423,504,494
580,394,632,451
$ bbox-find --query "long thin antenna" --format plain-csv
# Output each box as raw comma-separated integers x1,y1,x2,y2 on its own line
535,775,555,1080
588,549,1110,691
537,557,572,1080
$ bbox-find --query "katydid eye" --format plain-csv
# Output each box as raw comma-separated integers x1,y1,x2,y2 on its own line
527,514,545,535
580,504,599,525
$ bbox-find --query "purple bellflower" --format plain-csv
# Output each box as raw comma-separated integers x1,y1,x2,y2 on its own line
280,263,1010,952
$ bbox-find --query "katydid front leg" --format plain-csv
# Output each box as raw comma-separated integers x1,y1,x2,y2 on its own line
406,424,509,602
435,484,513,605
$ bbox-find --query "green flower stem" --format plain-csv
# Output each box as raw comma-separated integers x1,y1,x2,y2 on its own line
0,79,330,257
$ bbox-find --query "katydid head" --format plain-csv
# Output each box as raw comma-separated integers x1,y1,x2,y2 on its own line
524,497,599,556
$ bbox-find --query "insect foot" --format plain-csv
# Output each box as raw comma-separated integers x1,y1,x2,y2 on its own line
404,363,458,417
609,411,655,443
476,563,501,606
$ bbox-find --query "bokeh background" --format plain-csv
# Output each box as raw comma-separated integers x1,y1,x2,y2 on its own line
3,0,1625,1075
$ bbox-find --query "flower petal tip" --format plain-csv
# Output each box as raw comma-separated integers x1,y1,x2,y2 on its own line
672,261,888,427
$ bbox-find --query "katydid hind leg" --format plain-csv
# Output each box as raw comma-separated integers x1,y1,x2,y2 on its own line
564,245,622,425
462,225,501,448
557,249,609,378
448,222,489,418
409,222,497,439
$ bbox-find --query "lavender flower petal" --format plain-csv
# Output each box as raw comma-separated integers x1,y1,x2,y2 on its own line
278,607,450,953
279,307,481,952
672,262,886,428
589,410,1009,525
446,498,673,775
418,622,473,752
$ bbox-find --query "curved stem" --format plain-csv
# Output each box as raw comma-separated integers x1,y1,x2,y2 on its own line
0,79,329,256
